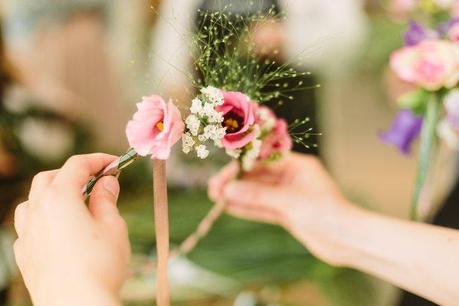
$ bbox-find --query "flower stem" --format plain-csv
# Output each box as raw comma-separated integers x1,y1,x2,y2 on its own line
411,92,442,220
152,159,170,306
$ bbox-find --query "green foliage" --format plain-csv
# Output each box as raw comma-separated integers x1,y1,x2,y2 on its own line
191,5,310,104
121,189,379,305
398,89,431,115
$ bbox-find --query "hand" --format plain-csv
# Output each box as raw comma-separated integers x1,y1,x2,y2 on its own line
208,153,359,265
14,154,130,306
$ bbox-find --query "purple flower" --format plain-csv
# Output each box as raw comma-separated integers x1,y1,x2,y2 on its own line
438,17,459,36
404,21,431,46
380,109,423,154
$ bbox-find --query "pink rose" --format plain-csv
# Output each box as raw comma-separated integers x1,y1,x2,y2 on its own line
126,95,184,159
449,24,459,43
255,105,277,129
216,91,256,150
390,40,459,90
259,119,292,160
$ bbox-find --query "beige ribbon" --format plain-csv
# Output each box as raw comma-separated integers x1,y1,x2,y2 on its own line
152,159,170,306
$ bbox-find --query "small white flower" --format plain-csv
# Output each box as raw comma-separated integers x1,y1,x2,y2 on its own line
199,102,224,123
438,119,459,149
201,86,224,105
185,114,201,136
242,125,262,171
198,134,209,142
258,107,276,131
204,125,226,142
226,149,241,159
196,144,210,159
241,134,262,171
190,98,203,114
182,133,195,154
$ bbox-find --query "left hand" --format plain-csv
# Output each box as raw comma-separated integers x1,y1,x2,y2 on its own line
14,154,130,306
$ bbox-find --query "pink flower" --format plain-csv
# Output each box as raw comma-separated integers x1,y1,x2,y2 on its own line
390,40,459,91
259,119,292,160
449,23,459,43
216,91,256,150
126,95,184,160
256,105,277,129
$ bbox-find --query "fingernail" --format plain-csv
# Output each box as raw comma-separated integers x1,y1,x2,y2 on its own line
103,176,119,197
224,182,239,198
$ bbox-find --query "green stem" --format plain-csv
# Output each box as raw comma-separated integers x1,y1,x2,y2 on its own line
411,92,443,220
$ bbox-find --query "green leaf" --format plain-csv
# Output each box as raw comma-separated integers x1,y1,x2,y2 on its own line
398,89,431,115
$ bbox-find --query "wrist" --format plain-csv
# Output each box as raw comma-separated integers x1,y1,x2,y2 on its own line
32,276,121,306
284,197,367,266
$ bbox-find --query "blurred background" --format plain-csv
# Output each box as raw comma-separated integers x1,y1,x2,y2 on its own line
0,0,456,305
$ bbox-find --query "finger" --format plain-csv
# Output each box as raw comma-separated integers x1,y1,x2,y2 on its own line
14,201,28,237
52,153,117,195
28,170,58,201
226,203,279,224
208,161,239,201
223,180,285,212
89,176,121,223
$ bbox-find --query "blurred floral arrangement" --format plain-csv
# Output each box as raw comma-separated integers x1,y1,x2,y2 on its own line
382,0,459,219
83,5,314,306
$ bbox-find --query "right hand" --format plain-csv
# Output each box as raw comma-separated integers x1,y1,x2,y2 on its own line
14,154,130,306
208,153,358,265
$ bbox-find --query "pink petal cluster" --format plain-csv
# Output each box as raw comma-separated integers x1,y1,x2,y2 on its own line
216,91,256,150
390,40,459,90
259,118,292,160
126,95,184,160
448,23,459,43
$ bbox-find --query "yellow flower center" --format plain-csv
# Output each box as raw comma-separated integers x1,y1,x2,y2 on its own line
156,121,164,131
224,118,239,130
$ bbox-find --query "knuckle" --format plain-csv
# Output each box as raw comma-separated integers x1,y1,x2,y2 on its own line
66,155,84,165
13,240,21,256
31,172,47,186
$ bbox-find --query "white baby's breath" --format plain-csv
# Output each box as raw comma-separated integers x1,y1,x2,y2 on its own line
204,125,226,141
258,107,276,131
184,87,228,159
182,133,195,154
226,149,241,159
190,98,203,114
242,138,262,171
185,114,201,136
240,125,262,171
201,86,224,105
196,144,210,159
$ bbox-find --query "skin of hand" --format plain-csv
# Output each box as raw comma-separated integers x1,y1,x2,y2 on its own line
14,154,130,306
208,152,354,265
209,153,459,305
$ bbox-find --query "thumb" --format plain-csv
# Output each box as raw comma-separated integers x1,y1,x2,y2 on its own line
89,176,120,222
223,180,284,211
